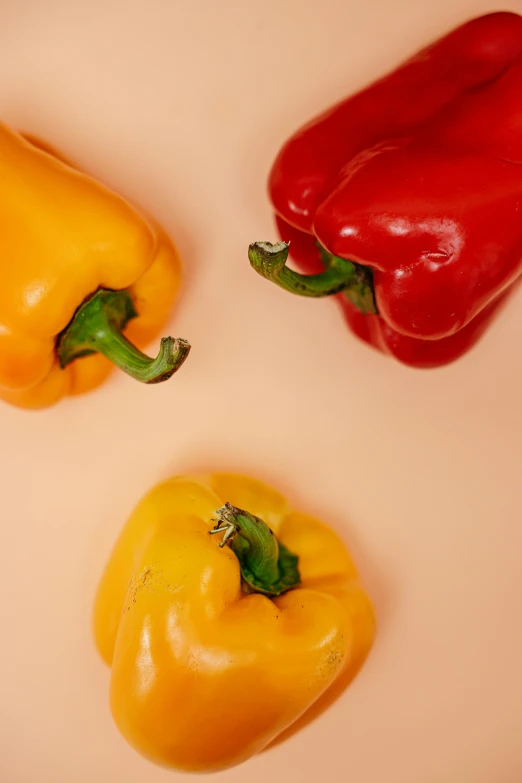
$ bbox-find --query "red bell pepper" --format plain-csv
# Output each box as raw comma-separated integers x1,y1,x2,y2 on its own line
249,12,522,368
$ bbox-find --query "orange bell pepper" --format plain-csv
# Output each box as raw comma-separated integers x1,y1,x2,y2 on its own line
0,125,189,409
94,473,375,772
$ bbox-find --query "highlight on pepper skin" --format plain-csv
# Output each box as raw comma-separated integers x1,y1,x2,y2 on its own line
250,12,522,368
93,472,375,773
0,125,190,410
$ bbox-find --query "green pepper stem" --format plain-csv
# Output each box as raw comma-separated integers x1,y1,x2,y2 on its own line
209,502,300,597
248,240,377,315
57,288,190,384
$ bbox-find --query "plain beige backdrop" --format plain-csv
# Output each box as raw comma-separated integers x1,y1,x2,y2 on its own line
1,1,522,781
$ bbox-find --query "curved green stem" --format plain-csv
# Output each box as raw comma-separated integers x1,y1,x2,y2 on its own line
209,502,300,597
57,288,190,384
248,240,377,315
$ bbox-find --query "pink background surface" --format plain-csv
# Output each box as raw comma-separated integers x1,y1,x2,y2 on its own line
1,1,522,781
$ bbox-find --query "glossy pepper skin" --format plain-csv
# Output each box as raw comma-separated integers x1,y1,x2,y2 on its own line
253,12,522,368
0,125,189,409
93,473,375,773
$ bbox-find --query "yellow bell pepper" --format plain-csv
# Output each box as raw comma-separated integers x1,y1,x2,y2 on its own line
94,472,375,772
0,126,189,409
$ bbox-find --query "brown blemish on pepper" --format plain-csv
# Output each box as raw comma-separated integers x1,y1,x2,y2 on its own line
125,565,181,611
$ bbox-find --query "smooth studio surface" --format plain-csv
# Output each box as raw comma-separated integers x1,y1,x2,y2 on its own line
1,1,521,782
